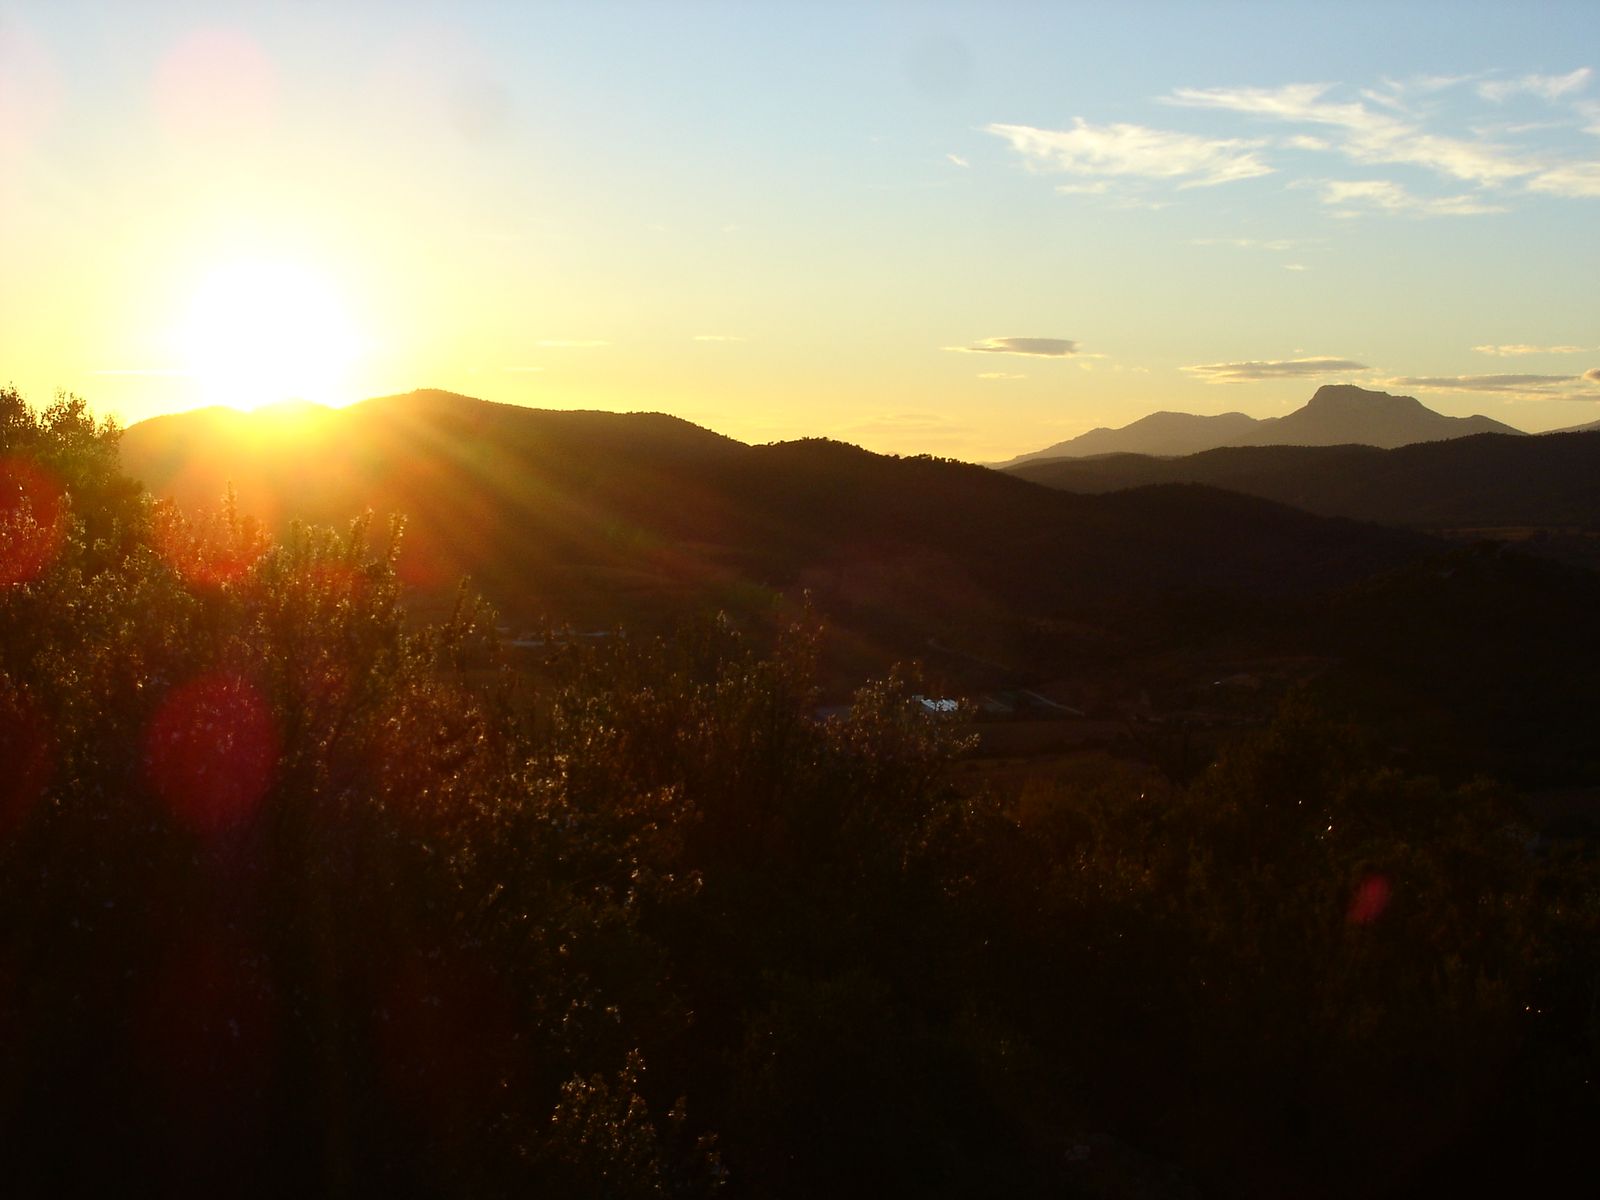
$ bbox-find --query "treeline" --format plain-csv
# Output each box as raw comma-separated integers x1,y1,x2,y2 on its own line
2,387,1597,1197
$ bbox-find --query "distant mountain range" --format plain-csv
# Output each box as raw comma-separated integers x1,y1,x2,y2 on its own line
1549,415,1600,435
1000,384,1523,465
119,389,1432,669
1005,426,1600,578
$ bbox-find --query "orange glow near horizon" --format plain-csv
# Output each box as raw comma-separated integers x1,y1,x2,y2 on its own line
176,259,365,412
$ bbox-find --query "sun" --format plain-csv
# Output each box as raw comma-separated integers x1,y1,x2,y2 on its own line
179,259,363,411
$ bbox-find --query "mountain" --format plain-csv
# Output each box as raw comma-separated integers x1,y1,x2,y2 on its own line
119,389,1433,668
1546,415,1600,435
1231,384,1521,448
1000,384,1523,464
999,411,1259,463
1006,429,1600,539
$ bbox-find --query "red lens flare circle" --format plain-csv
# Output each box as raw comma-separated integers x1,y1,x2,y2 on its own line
144,673,278,836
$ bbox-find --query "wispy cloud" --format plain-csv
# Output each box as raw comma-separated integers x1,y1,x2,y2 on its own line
946,152,969,168
1527,161,1600,197
1168,82,1535,187
986,119,1272,187
1184,357,1369,383
977,372,1026,380
1478,68,1592,104
1361,73,1475,110
1474,343,1588,356
1313,178,1508,216
992,75,1600,216
1192,236,1299,250
1388,372,1600,398
947,336,1079,357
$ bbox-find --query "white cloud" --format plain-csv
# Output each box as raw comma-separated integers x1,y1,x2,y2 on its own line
1184,357,1369,383
1314,178,1507,216
947,336,1079,357
1363,74,1474,109
977,372,1026,380
946,153,970,168
1169,82,1354,123
1478,68,1593,103
1283,263,1308,271
985,118,1272,187
1474,344,1587,356
994,75,1600,219
1528,161,1600,197
1169,82,1535,187
1410,74,1476,94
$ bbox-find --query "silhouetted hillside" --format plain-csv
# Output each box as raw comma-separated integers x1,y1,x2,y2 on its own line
121,391,1433,658
1009,430,1600,531
1234,383,1519,447
1000,410,1258,463
1547,415,1600,434
1000,384,1522,464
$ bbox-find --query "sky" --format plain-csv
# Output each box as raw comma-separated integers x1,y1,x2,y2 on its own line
2,0,1598,460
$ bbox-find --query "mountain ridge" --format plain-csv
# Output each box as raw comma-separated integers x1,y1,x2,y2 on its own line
118,388,1432,662
1006,429,1600,541
999,384,1524,465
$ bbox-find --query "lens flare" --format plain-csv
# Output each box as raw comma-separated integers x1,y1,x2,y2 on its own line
151,501,270,589
1346,873,1392,925
0,456,66,586
144,673,278,836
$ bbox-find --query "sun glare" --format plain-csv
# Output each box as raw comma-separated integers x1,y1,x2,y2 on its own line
179,260,363,411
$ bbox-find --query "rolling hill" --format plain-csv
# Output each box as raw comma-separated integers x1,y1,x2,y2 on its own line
119,390,1433,664
1000,384,1523,465
114,388,1600,783
1006,429,1600,531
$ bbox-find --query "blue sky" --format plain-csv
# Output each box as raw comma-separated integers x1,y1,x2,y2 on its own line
2,1,1597,457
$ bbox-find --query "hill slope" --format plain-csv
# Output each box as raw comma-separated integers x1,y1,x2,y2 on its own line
1003,411,1259,462
1001,384,1523,464
1006,430,1600,530
120,391,1432,660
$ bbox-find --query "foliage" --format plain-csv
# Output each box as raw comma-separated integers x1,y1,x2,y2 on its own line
1,388,1597,1197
